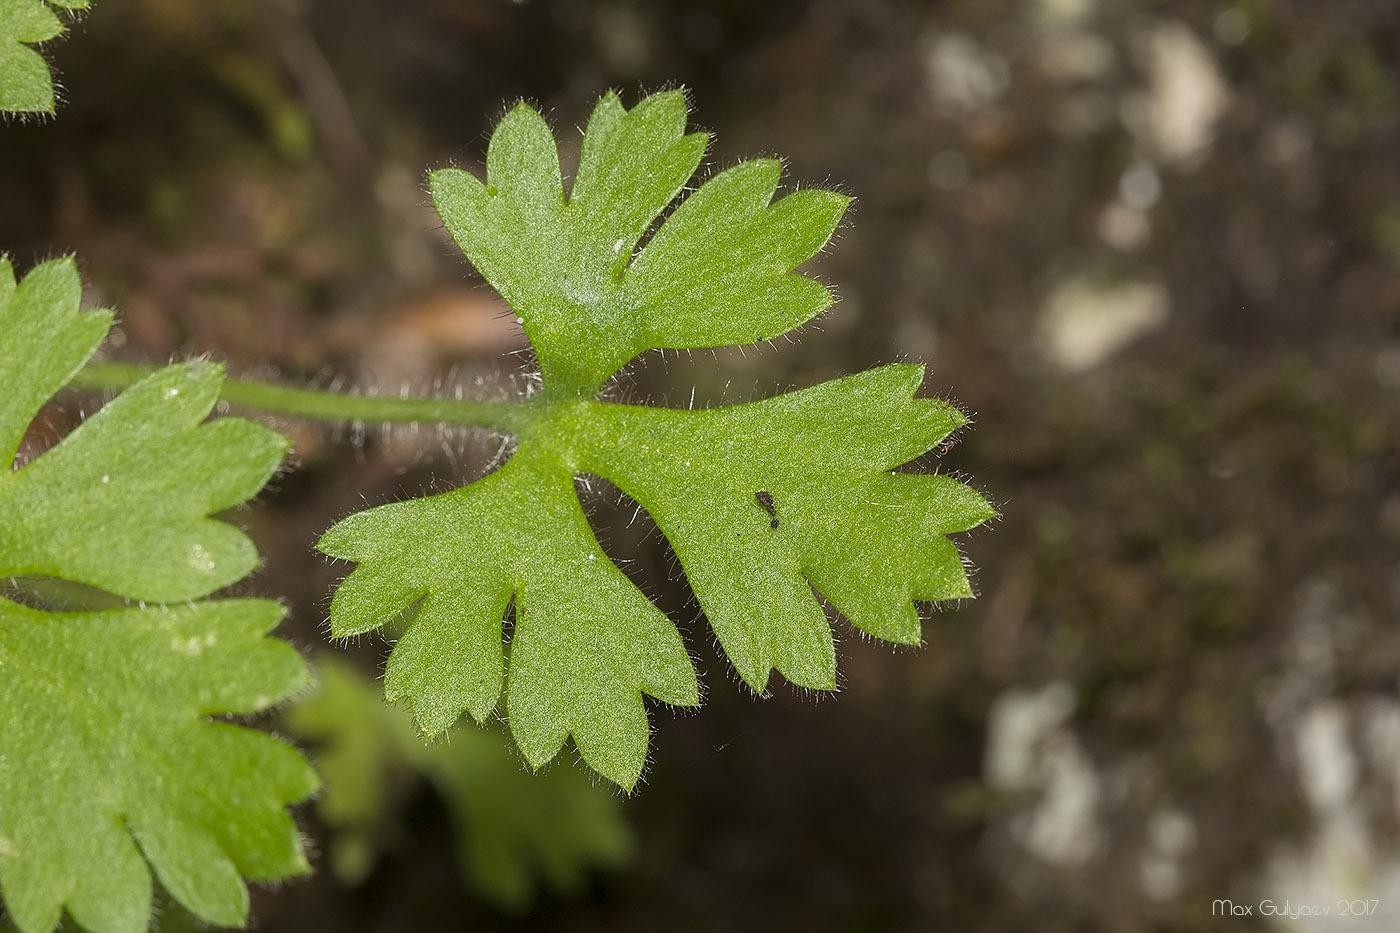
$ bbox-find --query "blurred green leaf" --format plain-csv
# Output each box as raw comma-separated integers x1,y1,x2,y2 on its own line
285,658,632,912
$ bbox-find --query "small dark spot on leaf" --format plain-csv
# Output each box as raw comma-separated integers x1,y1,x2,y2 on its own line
755,490,779,528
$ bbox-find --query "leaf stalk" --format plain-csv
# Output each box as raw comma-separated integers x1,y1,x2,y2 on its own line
72,362,537,435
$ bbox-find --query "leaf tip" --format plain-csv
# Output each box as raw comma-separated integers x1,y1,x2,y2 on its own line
404,697,465,738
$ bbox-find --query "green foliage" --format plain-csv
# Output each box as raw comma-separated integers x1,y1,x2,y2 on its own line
0,600,315,933
1,74,995,930
0,257,316,932
429,91,847,392
320,90,996,791
285,658,633,912
0,0,89,114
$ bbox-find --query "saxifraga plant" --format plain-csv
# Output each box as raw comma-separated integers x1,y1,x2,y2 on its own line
1,15,995,933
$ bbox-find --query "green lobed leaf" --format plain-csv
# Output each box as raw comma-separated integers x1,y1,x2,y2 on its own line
619,158,848,354
323,90,996,790
321,441,699,789
0,261,289,603
580,365,991,691
0,257,314,932
0,0,90,114
0,257,111,470
0,598,316,933
429,89,846,392
284,658,632,912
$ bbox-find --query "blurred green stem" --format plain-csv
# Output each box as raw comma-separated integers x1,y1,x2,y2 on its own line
73,362,535,434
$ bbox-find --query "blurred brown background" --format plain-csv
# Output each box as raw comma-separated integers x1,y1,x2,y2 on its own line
5,0,1400,930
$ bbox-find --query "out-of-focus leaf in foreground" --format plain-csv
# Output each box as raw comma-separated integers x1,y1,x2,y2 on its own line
285,658,632,912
